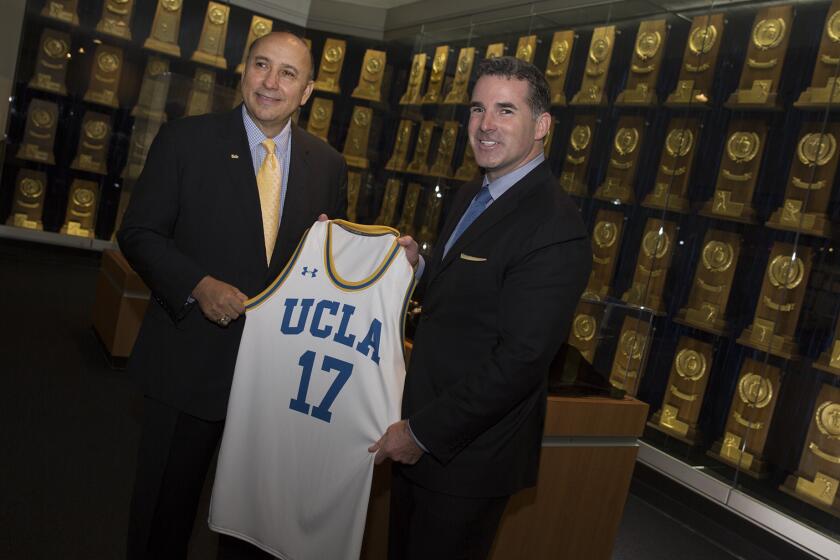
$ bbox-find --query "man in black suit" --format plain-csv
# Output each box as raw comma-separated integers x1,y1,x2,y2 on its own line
370,56,591,559
118,32,347,558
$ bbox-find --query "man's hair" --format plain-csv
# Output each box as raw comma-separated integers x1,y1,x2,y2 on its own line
475,56,550,118
246,31,315,80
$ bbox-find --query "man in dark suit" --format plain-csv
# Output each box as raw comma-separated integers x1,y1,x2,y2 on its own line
118,32,347,558
370,56,591,559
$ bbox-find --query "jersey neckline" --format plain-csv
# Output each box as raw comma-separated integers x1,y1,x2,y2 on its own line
324,220,401,291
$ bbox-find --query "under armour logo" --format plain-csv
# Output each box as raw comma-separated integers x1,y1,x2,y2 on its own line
301,267,318,278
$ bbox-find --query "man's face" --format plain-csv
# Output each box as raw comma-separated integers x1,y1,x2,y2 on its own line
241,33,313,136
467,75,549,181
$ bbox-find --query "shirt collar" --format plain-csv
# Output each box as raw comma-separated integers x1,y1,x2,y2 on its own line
241,104,291,152
483,153,545,201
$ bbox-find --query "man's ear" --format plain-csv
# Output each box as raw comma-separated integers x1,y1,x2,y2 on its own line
534,111,551,141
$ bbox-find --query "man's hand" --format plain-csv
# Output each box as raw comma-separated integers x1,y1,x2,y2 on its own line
192,276,247,326
398,236,420,268
317,213,329,222
369,420,424,465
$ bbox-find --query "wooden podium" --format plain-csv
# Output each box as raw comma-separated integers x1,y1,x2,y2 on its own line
91,249,149,359
361,395,649,559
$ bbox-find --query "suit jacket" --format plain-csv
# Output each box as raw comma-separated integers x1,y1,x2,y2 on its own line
399,161,591,497
118,106,347,421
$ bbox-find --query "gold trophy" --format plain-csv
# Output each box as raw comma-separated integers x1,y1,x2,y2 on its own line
306,98,333,144
725,5,793,109
571,26,615,106
593,116,645,204
42,0,79,25
132,57,171,122
648,337,714,444
609,316,652,396
83,44,123,108
545,31,574,106
444,47,475,105
782,384,840,516
666,13,724,106
558,116,596,196
454,143,480,182
429,121,459,178
352,49,386,102
766,123,839,238
385,120,415,172
406,121,435,175
422,46,449,104
6,170,47,230
796,0,840,108
515,35,537,63
346,171,362,223
567,302,604,363
190,2,229,69
185,68,216,117
621,218,677,315
96,0,135,40
616,19,668,106
143,0,183,57
700,120,767,224
313,39,346,94
736,242,812,359
417,186,445,251
375,179,401,226
814,314,840,377
235,16,273,74
641,118,700,213
399,53,427,105
342,106,374,169
60,180,99,238
674,230,741,336
396,182,422,237
122,118,165,181
16,99,59,165
582,209,624,301
71,112,112,175
485,43,505,59
29,29,70,95
708,358,781,477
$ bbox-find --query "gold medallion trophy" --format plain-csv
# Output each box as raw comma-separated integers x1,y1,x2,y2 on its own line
616,20,667,106
641,118,700,213
708,358,781,477
699,120,768,223
443,48,475,105
96,0,135,40
60,180,99,238
674,230,742,336
406,121,435,175
582,209,624,302
593,117,646,204
132,57,170,122
567,302,604,363
571,26,615,106
417,187,445,251
352,50,386,102
795,0,840,108
454,143,480,182
305,98,333,143
17,100,59,165
385,120,415,172
621,219,677,315
545,31,574,106
814,314,840,376
648,337,714,444
725,5,793,110
190,2,229,69
781,384,840,516
609,316,652,396
6,170,47,230
122,118,165,181
375,179,401,226
736,242,812,359
558,116,597,196
515,35,537,63
343,106,374,170
422,46,449,104
396,182,422,237
29,29,70,95
346,171,362,223
83,44,123,108
666,13,724,107
42,0,79,25
144,0,183,57
485,43,505,59
429,121,459,178
71,112,112,175
185,68,216,117
765,124,839,238
313,39,346,94
399,53,427,106
236,16,273,74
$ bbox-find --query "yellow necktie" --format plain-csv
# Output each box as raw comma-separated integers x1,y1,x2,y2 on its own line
257,138,282,264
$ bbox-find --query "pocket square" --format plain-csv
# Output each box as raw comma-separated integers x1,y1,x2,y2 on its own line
460,253,487,262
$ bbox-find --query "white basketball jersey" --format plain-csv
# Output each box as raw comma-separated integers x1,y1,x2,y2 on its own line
209,219,415,560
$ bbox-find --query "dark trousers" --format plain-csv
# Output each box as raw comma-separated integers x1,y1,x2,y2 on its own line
388,470,510,560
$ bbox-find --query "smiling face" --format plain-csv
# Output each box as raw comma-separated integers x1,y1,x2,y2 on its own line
467,75,550,181
241,32,314,137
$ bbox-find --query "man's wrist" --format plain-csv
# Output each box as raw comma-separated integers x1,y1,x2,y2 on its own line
405,419,428,453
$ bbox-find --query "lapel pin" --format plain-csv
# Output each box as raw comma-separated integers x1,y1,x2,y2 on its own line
230,153,239,159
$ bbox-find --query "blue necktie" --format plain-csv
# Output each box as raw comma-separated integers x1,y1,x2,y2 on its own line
443,186,493,257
